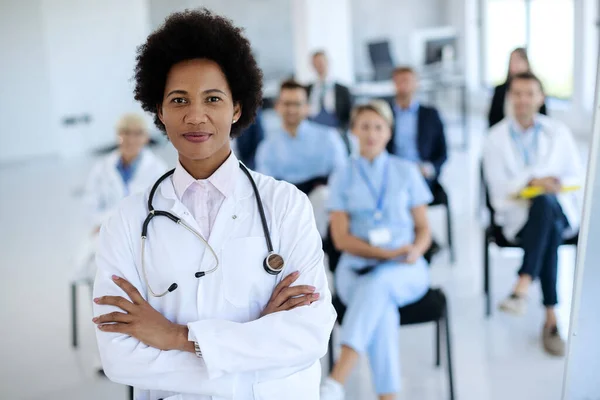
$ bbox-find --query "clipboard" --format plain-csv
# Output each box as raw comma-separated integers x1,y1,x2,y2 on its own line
516,185,581,199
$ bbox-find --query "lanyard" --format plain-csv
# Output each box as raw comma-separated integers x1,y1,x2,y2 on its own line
510,124,541,166
355,158,390,220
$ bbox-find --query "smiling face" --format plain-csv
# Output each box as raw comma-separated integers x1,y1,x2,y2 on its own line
157,58,241,164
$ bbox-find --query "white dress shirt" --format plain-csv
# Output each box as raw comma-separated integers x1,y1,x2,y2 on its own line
173,153,237,239
309,78,336,117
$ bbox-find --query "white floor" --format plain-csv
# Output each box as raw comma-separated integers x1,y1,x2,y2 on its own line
0,112,585,400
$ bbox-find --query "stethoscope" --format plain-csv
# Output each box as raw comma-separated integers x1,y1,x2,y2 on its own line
141,161,285,297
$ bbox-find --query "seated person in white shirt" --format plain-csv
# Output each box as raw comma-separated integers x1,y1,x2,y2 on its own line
483,72,584,357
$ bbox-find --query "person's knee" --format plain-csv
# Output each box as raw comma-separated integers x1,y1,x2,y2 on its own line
531,194,559,210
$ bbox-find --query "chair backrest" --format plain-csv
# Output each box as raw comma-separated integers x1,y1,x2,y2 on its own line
368,40,395,81
480,162,498,227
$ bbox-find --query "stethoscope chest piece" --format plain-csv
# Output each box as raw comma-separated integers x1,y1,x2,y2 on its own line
264,252,285,275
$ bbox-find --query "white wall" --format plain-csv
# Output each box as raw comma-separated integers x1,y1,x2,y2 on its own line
292,0,354,84
148,0,295,80
350,0,445,77
0,0,56,163
0,0,151,163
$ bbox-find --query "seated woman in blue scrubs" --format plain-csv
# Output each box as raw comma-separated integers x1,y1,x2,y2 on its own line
320,100,432,400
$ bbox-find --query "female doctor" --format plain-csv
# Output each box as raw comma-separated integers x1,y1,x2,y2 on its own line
91,9,335,400
320,101,432,400
74,113,167,281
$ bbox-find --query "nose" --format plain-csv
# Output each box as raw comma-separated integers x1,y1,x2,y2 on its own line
184,102,209,125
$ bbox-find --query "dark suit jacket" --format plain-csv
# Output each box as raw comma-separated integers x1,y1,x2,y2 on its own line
385,101,448,179
488,81,548,128
306,82,353,130
236,111,265,170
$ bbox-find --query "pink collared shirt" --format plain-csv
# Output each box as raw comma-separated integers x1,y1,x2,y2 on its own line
173,153,238,240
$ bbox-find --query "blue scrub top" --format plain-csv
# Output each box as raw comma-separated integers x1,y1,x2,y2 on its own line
255,120,348,184
116,154,141,195
327,151,433,270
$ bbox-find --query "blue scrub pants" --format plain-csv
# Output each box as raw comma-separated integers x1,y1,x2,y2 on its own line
335,261,429,394
517,194,568,307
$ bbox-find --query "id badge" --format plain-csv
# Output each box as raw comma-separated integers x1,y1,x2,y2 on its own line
368,227,392,247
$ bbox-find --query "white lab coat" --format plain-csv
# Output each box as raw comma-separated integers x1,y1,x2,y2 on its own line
92,165,336,400
73,149,167,282
483,115,584,241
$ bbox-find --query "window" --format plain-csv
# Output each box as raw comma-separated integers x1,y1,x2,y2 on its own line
484,0,574,99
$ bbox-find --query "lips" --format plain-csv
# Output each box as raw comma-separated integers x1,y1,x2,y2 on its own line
182,132,212,143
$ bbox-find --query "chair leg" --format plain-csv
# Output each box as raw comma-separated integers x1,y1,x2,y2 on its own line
328,328,335,373
446,204,455,264
71,283,78,348
484,235,491,317
444,306,456,400
435,319,441,367
129,385,134,400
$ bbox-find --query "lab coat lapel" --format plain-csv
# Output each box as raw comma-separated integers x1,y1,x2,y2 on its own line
106,151,127,199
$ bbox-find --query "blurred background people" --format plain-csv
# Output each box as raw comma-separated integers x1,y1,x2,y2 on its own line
387,66,448,188
321,100,432,400
488,48,548,128
256,79,348,237
232,108,265,170
307,50,353,153
483,72,583,356
74,113,167,281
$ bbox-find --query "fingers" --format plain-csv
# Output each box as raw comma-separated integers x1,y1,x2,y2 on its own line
93,311,131,325
270,271,300,300
274,285,316,307
96,322,130,334
94,295,135,313
111,275,146,305
281,293,320,311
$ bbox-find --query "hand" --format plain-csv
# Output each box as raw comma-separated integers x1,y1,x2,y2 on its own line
531,177,561,194
388,245,421,264
93,275,186,351
261,271,320,317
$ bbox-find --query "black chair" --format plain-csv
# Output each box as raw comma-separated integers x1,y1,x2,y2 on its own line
429,181,455,263
482,172,578,317
323,235,456,400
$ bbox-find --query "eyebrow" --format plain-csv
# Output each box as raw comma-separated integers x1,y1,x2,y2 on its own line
165,89,228,98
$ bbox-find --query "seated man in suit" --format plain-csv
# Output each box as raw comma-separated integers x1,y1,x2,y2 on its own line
386,66,448,189
307,50,353,152
256,79,348,237
483,72,583,356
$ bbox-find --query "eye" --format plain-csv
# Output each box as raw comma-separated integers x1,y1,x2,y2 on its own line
207,96,222,103
171,97,187,104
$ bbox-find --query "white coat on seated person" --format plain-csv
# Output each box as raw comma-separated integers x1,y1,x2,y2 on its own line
73,148,168,282
483,114,583,241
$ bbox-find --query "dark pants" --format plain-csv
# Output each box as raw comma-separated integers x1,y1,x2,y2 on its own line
517,195,568,307
293,176,329,196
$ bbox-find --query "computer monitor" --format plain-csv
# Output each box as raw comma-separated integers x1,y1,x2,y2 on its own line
411,27,457,69
368,40,395,81
425,36,457,65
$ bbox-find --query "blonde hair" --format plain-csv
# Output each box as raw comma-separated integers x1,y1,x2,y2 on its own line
116,113,148,133
350,100,394,128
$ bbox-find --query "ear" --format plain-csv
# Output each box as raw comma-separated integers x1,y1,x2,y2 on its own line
233,102,242,122
157,104,164,125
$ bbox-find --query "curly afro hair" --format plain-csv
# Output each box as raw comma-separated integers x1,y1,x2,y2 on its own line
133,8,263,138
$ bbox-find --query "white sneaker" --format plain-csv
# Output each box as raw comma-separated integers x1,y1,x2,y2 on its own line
320,377,344,400
498,293,527,315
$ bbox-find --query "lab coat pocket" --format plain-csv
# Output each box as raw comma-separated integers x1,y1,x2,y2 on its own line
253,363,320,400
221,237,277,310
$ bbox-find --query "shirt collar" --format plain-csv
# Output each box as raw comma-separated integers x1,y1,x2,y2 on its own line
394,100,420,113
356,150,389,171
173,152,238,200
116,152,142,171
283,120,310,139
510,115,541,135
